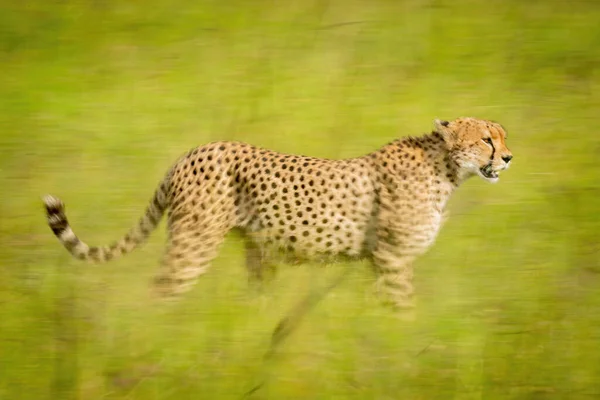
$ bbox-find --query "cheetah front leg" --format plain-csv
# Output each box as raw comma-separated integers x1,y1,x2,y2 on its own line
244,238,277,284
372,239,417,311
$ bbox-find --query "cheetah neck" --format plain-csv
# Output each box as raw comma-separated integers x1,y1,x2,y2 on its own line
393,132,459,179
421,131,462,187
373,132,462,209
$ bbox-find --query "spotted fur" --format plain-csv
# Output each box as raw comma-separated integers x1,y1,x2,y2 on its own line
43,117,513,308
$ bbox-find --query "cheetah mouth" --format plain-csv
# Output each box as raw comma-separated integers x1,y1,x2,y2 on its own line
479,164,499,183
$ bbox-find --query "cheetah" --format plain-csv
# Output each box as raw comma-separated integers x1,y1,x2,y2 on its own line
43,117,513,309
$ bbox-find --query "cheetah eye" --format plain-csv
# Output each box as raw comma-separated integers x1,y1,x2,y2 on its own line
482,138,493,146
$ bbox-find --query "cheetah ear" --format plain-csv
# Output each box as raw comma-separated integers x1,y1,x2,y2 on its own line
434,119,456,148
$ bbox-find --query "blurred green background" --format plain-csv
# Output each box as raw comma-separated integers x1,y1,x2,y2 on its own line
1,0,599,398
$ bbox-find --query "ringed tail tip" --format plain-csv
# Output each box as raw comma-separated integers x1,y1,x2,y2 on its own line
43,194,68,234
43,194,64,213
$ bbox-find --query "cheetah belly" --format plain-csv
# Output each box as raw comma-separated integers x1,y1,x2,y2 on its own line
236,165,376,260
249,198,374,258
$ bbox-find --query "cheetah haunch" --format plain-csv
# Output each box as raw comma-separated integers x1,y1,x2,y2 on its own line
43,117,512,309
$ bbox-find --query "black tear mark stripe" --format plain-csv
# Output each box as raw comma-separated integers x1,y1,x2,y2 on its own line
489,140,496,161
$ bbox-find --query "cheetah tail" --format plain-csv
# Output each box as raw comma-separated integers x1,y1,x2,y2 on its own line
42,180,169,263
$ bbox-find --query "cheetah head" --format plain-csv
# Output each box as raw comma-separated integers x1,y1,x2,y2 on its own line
434,117,513,184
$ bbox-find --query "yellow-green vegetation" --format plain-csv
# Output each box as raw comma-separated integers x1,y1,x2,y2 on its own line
1,0,599,398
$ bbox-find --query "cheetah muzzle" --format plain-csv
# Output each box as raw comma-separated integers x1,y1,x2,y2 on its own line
480,163,499,180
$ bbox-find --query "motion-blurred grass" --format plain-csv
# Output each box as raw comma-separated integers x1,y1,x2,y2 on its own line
1,0,599,398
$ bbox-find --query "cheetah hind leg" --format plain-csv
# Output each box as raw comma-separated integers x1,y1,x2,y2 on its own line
151,223,228,299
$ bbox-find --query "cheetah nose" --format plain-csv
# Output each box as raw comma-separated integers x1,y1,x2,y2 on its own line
502,155,513,163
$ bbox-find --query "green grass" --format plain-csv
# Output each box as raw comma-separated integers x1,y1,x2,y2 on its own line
1,0,599,398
